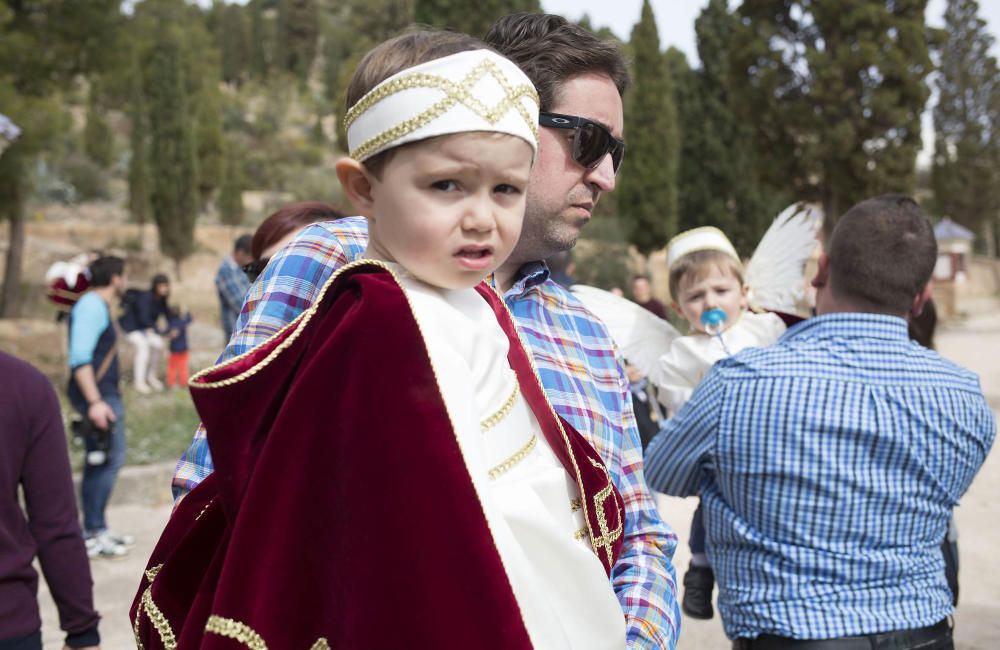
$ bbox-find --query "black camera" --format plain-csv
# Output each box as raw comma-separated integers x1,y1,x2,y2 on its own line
70,415,111,466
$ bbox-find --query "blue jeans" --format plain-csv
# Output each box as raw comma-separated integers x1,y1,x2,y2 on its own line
79,394,126,534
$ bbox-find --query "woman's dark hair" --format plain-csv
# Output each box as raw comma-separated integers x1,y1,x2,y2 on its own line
151,273,170,291
251,202,346,262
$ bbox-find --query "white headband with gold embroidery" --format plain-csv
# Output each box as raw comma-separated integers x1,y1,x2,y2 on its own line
344,49,539,162
666,226,742,272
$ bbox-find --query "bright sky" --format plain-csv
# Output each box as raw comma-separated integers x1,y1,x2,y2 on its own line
539,0,1000,167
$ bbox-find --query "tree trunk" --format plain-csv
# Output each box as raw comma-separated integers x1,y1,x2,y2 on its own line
0,212,26,318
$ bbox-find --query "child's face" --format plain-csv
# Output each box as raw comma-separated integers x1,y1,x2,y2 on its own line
672,265,748,334
365,132,533,289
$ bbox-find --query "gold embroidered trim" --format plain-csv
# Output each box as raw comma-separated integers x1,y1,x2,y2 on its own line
481,383,519,432
574,526,589,541
141,583,177,649
205,615,268,650
145,563,163,583
588,457,624,557
344,59,539,160
195,498,215,521
189,259,387,389
570,498,583,512
488,434,537,480
310,639,331,650
485,283,606,560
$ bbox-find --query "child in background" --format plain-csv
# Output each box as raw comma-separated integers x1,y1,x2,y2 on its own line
164,305,192,388
133,32,626,650
651,226,787,621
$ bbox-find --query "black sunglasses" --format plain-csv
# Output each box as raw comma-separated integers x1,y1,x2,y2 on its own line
539,112,625,173
242,259,269,283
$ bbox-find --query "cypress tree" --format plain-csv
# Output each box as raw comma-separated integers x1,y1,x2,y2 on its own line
127,62,152,225
677,0,775,255
414,0,540,37
195,83,225,207
217,141,245,227
220,3,250,86
617,0,679,255
144,31,199,272
277,0,319,78
931,0,1000,242
249,0,270,80
731,0,931,221
83,82,114,168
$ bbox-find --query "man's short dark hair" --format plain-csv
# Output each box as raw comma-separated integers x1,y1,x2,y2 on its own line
234,234,253,255
485,13,631,112
828,194,937,314
88,256,124,288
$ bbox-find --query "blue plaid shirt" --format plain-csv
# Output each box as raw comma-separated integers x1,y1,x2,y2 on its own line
214,255,251,339
645,313,995,640
174,217,681,648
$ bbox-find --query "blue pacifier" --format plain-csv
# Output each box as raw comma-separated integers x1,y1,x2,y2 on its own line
700,308,728,336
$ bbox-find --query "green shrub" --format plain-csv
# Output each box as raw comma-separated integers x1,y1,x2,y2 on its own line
60,154,110,200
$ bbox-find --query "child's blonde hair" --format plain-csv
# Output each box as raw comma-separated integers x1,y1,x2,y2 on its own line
345,29,493,179
668,250,745,303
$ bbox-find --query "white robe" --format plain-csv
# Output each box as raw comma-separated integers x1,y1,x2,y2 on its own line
650,311,786,413
399,270,626,650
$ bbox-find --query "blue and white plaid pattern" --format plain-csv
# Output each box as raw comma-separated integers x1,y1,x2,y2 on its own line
174,217,680,649
214,256,251,334
645,313,996,640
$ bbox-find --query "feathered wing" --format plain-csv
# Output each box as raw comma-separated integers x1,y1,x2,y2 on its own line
744,202,823,314
570,284,680,378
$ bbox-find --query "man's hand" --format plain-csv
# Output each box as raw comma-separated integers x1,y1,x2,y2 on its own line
87,400,116,430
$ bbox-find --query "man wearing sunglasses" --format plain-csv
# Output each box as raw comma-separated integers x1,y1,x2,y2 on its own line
173,14,680,649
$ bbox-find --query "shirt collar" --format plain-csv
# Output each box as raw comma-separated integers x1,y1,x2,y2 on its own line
491,260,550,299
783,312,911,342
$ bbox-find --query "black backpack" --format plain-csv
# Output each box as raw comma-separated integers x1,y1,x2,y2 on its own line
118,288,143,332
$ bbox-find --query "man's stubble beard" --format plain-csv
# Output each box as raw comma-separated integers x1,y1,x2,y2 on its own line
508,194,591,268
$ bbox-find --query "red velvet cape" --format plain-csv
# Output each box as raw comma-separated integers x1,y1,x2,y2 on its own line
131,262,625,649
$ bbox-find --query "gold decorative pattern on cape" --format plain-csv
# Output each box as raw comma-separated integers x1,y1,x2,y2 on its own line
485,283,608,565
587,457,624,565
574,526,589,541
344,59,539,161
205,616,268,650
480,383,519,432
569,498,583,512
309,639,331,650
488,434,538,480
140,567,177,650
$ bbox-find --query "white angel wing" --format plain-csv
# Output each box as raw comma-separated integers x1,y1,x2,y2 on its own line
744,202,823,314
570,284,681,377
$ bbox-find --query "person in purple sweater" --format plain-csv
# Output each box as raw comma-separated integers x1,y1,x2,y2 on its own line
0,352,101,650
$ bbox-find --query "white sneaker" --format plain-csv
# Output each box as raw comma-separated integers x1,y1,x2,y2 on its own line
105,530,136,547
86,533,128,559
147,377,164,391
134,381,151,394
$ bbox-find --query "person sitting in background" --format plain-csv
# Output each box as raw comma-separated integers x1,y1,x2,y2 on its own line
243,202,346,282
118,274,169,393
631,275,667,319
164,304,193,389
1,351,101,650
214,235,252,341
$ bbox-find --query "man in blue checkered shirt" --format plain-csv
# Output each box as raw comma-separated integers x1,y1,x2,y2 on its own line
646,195,995,649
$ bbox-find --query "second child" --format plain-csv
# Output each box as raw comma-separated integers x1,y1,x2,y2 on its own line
164,305,192,388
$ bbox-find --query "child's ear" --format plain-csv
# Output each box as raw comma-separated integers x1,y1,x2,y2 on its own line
335,157,375,217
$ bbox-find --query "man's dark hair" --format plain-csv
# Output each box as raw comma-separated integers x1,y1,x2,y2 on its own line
485,13,630,112
233,234,253,255
828,194,937,314
88,256,124,288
